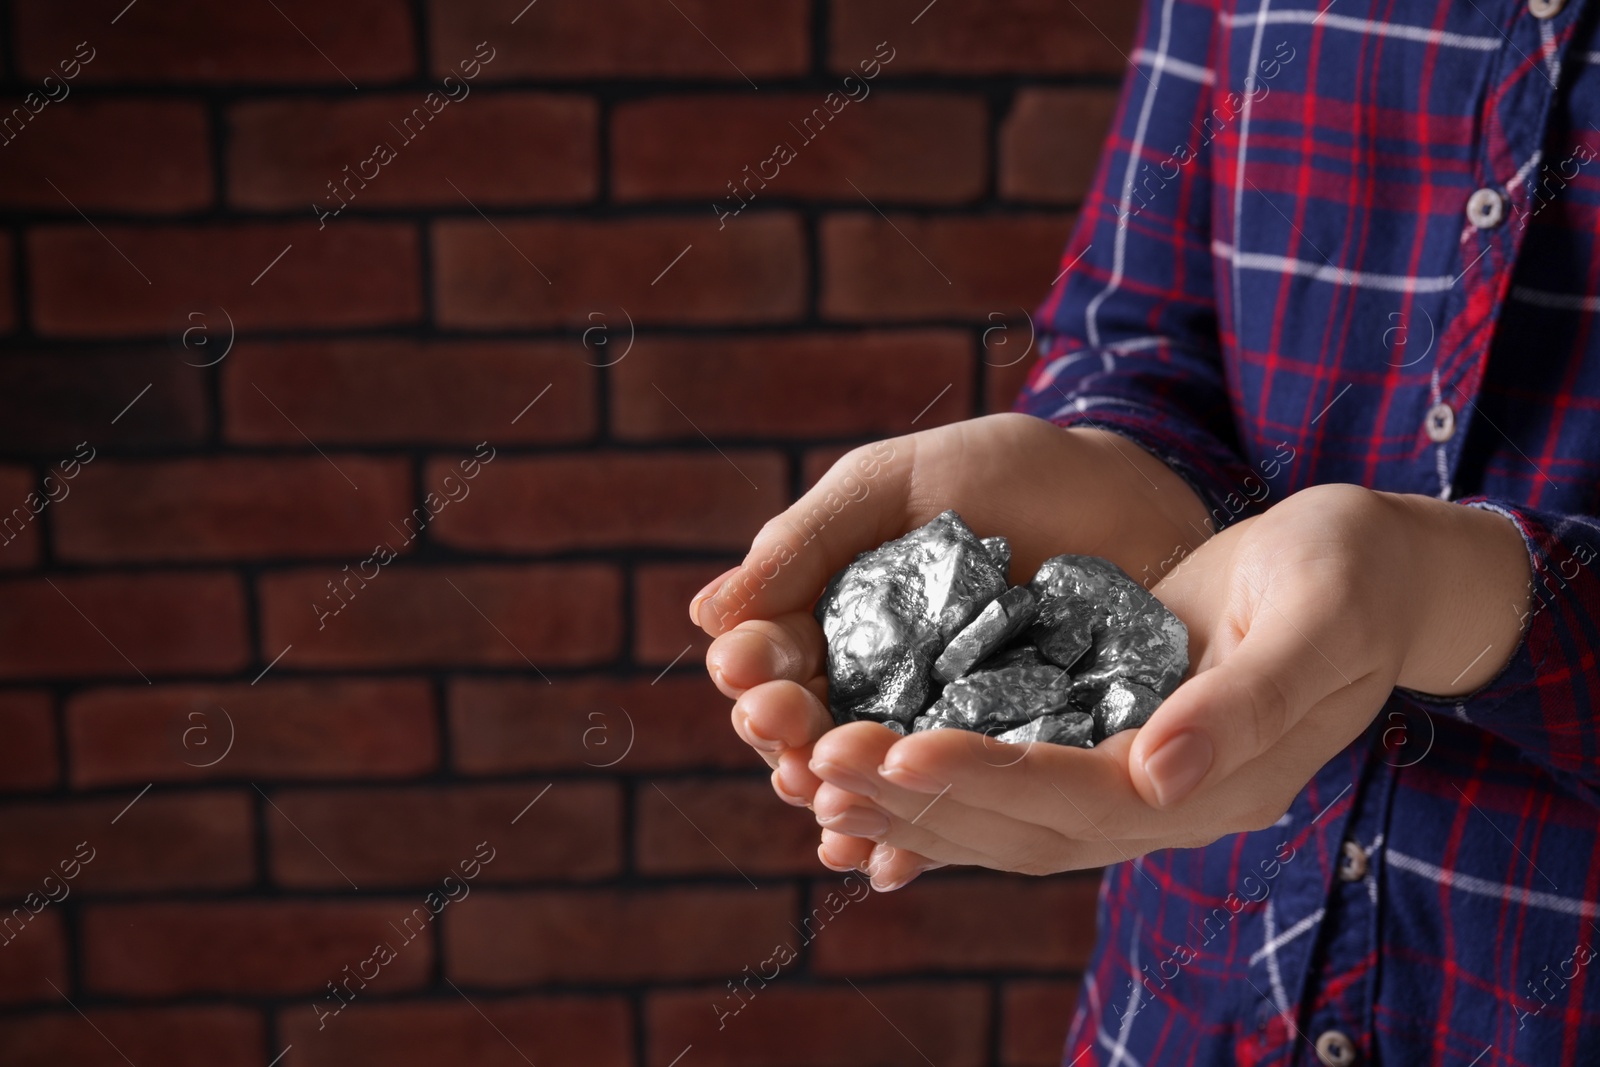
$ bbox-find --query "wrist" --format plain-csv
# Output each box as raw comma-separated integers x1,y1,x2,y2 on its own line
1384,491,1532,696
1063,427,1216,588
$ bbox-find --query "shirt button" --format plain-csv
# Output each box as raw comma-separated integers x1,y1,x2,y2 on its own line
1529,0,1566,18
1466,187,1505,229
1339,840,1369,882
1425,402,1455,443
1315,1030,1360,1066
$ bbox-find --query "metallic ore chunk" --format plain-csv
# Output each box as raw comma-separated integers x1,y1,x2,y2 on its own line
838,647,934,725
977,645,1049,671
1030,591,1095,672
1030,554,1188,697
980,535,1011,576
932,585,1039,684
925,662,1077,730
1091,679,1163,741
995,711,1095,748
815,510,1006,725
818,513,1187,747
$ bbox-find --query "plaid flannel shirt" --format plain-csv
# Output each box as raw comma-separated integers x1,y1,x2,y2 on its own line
1013,0,1600,1063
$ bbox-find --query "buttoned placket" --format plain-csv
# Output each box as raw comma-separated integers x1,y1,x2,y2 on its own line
1426,0,1574,504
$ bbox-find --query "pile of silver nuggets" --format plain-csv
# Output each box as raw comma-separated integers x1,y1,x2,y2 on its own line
815,511,1188,747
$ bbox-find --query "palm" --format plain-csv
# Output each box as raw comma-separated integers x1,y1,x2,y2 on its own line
699,414,1214,883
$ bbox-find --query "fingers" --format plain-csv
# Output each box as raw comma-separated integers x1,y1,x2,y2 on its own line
1128,596,1362,809
811,781,992,869
732,680,834,761
688,566,741,630
809,720,920,804
822,768,1092,876
775,746,823,802
696,441,911,636
706,613,828,698
858,843,948,892
818,835,946,892
771,766,811,807
810,722,1129,875
874,726,1161,839
818,829,875,872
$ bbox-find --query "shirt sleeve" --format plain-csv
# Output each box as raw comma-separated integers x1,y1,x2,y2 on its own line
1010,0,1260,529
1396,500,1600,801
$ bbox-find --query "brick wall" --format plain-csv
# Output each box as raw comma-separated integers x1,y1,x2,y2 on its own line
0,1,1128,1064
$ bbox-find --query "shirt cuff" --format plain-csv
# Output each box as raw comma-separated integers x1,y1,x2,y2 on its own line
1010,390,1266,534
1392,497,1600,800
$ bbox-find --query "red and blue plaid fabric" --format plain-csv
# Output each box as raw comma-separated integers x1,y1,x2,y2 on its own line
1013,0,1600,1063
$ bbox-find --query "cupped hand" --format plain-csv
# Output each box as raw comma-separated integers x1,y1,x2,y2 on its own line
690,414,1214,880
799,482,1531,890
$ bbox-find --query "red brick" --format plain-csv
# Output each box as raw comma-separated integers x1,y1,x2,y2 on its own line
279,996,631,1067
0,1007,261,1067
449,676,753,775
0,233,12,332
230,94,596,210
812,874,1101,975
635,562,728,667
223,339,595,446
647,984,990,1067
801,445,858,491
267,782,621,888
433,214,804,329
448,886,799,985
822,212,1074,321
1001,89,1120,203
0,909,67,1004
638,778,820,877
0,352,209,451
16,0,413,84
1003,979,1083,1067
0,101,210,211
66,680,437,787
0,467,41,569
29,222,420,337
258,564,621,670
831,1,1138,76
429,0,808,81
427,452,785,554
54,457,413,563
0,791,253,893
84,901,435,997
0,573,248,681
0,691,55,791
613,331,973,439
614,94,986,203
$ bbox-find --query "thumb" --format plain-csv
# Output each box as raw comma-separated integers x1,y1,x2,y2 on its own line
696,439,910,636
1127,612,1351,809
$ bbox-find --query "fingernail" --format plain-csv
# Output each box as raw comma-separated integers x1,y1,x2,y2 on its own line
876,762,945,794
818,846,854,873
818,807,890,838
874,862,937,893
747,729,784,754
739,712,784,753
708,629,783,690
809,760,880,799
1142,731,1213,808
690,566,742,628
772,768,807,806
861,842,896,876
